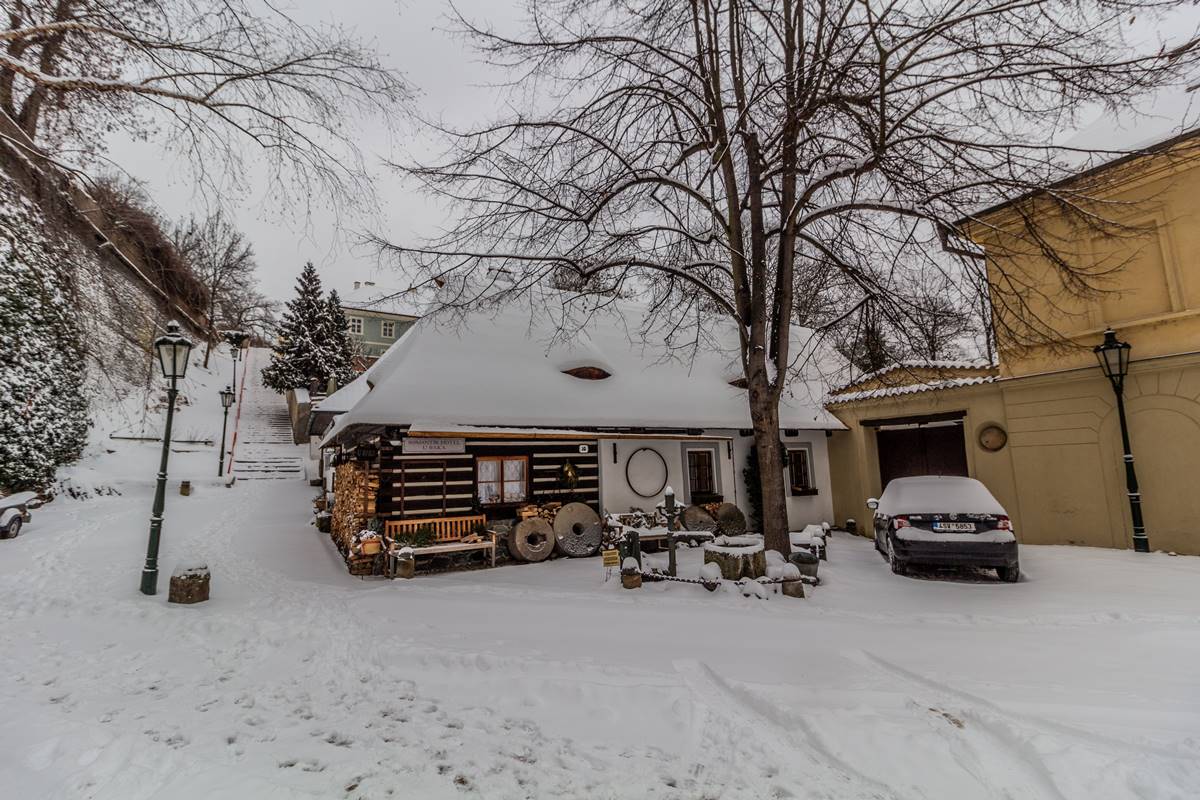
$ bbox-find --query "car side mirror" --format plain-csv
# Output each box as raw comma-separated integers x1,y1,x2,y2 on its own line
866,498,879,510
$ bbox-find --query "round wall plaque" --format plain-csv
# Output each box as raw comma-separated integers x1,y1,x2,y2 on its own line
978,424,1008,452
625,447,669,498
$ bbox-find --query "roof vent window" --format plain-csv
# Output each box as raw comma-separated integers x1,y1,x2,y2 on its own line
562,366,612,380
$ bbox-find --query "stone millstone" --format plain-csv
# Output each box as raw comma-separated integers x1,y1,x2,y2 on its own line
168,564,210,604
702,545,766,580
508,518,555,562
552,502,602,557
713,503,747,535
682,505,718,532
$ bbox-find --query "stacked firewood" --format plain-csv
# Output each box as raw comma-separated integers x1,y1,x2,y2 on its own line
516,502,562,522
330,461,379,553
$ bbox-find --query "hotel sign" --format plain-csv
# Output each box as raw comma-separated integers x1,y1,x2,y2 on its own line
402,437,467,455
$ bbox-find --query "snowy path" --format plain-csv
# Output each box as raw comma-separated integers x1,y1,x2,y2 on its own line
229,348,304,481
3,359,1200,798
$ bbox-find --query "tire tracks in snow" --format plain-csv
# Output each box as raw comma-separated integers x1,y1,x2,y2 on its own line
673,658,903,800
856,650,1198,763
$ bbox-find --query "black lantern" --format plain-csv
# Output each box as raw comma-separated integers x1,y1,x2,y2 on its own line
140,321,194,595
1093,328,1149,553
1093,328,1131,390
217,385,235,478
154,321,193,379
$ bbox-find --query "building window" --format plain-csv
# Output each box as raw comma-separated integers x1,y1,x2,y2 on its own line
381,320,396,338
477,456,528,505
348,317,363,335
788,446,817,496
687,449,715,496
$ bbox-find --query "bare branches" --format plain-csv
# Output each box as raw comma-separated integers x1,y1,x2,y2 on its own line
0,0,409,211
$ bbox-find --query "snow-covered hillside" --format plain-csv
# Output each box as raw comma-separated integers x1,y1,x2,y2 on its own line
1,353,1199,799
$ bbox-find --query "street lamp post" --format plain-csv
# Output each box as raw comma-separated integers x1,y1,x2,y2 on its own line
1093,328,1149,553
663,486,679,577
218,385,235,477
140,321,194,595
225,330,248,391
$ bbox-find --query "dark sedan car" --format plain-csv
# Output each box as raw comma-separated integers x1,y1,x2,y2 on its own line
869,476,1019,581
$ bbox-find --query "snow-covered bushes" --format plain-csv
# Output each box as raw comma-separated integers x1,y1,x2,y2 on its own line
0,192,89,491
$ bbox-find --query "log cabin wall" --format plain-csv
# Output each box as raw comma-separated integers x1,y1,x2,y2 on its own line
376,437,601,521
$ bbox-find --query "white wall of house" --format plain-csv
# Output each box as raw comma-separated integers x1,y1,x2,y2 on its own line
597,437,737,515
728,430,835,531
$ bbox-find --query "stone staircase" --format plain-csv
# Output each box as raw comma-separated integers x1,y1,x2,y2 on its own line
230,349,306,481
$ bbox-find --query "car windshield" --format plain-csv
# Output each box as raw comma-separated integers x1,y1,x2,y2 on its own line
879,476,1005,515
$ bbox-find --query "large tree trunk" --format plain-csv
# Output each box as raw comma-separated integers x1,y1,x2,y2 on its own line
749,382,790,556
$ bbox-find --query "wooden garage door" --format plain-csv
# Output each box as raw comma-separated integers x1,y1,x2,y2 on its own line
877,423,968,488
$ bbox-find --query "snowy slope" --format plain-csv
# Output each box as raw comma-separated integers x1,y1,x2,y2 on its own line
2,357,1199,799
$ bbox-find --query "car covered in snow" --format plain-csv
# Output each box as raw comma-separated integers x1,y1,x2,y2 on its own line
868,476,1019,581
0,491,37,539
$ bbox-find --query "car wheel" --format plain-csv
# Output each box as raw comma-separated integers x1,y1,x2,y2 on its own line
3,518,19,539
997,563,1019,583
888,536,907,576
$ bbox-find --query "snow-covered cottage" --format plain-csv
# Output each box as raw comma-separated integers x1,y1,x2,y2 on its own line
314,300,841,567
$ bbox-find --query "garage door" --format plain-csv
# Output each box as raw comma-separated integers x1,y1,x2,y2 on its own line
876,422,968,488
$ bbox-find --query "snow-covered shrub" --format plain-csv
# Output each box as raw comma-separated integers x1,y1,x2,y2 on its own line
0,193,89,491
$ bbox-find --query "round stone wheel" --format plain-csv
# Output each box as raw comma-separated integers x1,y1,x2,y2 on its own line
508,518,555,562
682,504,718,532
714,503,747,536
553,502,602,557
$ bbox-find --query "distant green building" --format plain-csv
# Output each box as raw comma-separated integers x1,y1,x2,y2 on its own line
339,280,420,371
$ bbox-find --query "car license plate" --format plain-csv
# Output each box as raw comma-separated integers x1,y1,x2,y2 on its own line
932,521,976,532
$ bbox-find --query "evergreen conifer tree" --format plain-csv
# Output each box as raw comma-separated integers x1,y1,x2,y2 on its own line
262,262,332,392
0,204,90,491
323,290,358,389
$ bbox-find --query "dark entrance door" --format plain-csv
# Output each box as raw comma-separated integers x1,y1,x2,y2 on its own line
876,423,968,488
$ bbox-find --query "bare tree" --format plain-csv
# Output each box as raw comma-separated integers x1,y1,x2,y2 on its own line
0,0,407,209
172,209,259,366
381,0,1198,553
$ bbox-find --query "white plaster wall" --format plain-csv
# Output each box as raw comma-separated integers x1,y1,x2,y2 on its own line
597,438,736,514
727,430,835,531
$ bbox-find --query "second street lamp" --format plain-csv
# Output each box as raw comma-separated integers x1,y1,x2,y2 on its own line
218,385,235,478
140,321,194,595
1093,328,1150,553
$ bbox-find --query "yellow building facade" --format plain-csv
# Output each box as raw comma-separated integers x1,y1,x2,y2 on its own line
828,131,1200,555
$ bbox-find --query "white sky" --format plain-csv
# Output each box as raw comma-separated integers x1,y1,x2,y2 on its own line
103,1,1200,305
105,0,523,302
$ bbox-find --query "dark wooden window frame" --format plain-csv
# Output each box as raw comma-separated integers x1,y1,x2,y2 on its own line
476,455,530,506
787,446,818,497
687,449,716,495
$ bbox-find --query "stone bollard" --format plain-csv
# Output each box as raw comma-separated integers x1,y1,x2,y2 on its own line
396,548,416,579
620,556,642,589
781,579,806,599
179,480,192,496
168,563,210,604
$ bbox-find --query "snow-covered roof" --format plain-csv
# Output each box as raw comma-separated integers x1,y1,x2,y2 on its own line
336,279,425,317
829,359,995,395
322,300,843,444
826,375,997,405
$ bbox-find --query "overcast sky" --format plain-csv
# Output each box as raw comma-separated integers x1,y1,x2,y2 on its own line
105,1,1200,306
105,0,525,303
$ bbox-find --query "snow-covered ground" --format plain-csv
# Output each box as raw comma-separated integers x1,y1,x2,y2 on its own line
3,352,1199,799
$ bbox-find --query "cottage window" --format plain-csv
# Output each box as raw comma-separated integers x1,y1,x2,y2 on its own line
348,317,363,335
687,449,715,496
788,447,817,495
477,456,528,505
381,320,396,338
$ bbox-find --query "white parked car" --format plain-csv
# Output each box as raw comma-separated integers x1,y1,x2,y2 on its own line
0,491,37,539
868,476,1019,581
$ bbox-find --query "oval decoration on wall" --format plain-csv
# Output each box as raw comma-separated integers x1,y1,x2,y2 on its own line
625,447,669,498
978,424,1009,452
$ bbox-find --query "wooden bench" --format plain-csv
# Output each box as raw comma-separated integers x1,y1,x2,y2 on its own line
383,515,497,576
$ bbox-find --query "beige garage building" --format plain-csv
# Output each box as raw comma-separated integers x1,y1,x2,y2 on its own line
827,128,1200,555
